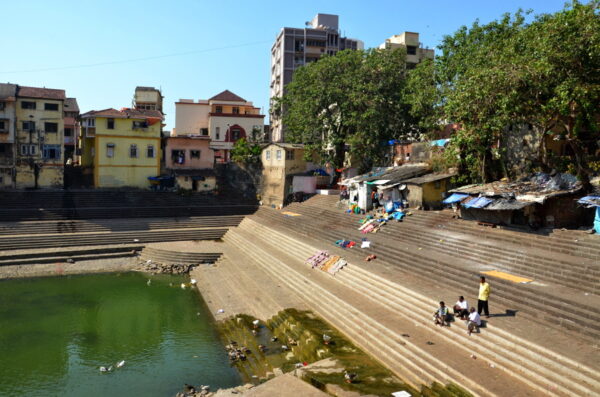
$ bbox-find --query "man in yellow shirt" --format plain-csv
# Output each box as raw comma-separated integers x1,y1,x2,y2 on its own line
478,276,490,318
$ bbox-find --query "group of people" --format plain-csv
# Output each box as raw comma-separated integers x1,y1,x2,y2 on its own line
433,276,491,336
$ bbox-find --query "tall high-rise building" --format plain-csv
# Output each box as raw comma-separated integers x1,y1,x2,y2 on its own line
269,13,363,142
378,32,434,69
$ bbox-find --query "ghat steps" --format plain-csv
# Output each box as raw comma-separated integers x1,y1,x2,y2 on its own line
216,217,600,396
264,200,600,342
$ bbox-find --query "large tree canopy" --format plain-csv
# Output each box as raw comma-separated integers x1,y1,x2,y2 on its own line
279,48,420,172
406,0,600,185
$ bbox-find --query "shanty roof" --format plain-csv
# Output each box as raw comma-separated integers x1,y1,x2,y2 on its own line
342,164,429,186
450,173,581,204
64,98,79,113
0,83,17,100
404,172,456,185
81,108,164,120
18,86,65,100
209,90,246,102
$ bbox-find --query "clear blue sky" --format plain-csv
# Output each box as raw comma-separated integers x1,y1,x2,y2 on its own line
0,0,570,129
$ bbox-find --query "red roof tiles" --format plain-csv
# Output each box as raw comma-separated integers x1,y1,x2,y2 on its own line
18,86,66,100
209,90,246,102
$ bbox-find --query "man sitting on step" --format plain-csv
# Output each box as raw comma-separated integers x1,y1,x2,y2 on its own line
433,301,450,326
453,296,469,320
467,307,482,335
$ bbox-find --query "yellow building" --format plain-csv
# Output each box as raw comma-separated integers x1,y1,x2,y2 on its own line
80,108,163,188
15,86,66,188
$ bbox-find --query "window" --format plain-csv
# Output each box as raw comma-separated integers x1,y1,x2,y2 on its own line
22,121,35,131
0,120,6,133
129,144,138,158
200,128,208,136
132,121,148,129
21,144,37,156
232,107,239,114
106,143,115,158
44,122,58,133
43,145,61,160
285,150,295,160
147,145,155,158
171,149,185,164
21,101,36,110
266,150,271,160
190,150,200,159
87,118,95,127
0,102,5,110
215,127,220,140
64,128,73,137
107,118,115,129
406,46,417,55
231,128,242,141
215,106,223,113
276,149,282,160
44,103,59,111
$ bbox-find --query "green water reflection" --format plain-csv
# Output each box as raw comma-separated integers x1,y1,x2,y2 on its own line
0,272,241,396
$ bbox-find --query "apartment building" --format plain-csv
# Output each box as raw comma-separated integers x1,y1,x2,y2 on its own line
0,84,17,187
15,86,66,188
80,108,163,188
63,98,80,164
174,90,265,163
133,86,163,113
270,13,363,142
378,32,434,68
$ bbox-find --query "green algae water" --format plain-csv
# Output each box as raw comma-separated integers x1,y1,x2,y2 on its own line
0,272,241,396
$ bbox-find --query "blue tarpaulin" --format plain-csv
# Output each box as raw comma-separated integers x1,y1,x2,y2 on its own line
430,139,450,147
462,196,493,209
595,208,600,234
443,193,469,204
577,196,600,206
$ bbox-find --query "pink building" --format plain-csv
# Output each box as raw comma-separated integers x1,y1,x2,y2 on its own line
164,135,214,170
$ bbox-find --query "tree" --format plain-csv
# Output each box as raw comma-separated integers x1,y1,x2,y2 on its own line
279,48,419,174
230,138,261,165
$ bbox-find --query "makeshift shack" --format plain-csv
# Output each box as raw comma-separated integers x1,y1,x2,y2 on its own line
403,172,456,210
341,164,429,211
578,195,600,234
449,173,586,228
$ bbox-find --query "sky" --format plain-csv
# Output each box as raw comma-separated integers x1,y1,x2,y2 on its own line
0,0,571,129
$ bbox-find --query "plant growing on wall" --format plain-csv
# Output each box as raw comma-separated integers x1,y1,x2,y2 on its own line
231,138,262,165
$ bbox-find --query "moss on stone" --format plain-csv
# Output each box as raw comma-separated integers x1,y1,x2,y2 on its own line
216,309,472,397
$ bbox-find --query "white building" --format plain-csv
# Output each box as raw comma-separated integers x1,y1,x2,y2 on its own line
378,32,434,68
174,90,265,163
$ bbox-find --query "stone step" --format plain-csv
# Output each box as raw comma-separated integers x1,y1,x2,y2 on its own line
224,228,545,397
238,220,600,396
283,204,599,292
250,209,600,342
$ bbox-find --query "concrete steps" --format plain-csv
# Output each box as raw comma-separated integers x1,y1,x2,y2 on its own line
284,203,599,292
237,218,600,397
140,246,222,265
0,228,228,251
0,216,245,236
0,245,141,266
251,208,600,343
223,226,541,397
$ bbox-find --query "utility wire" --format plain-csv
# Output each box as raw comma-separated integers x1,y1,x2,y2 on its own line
0,40,271,74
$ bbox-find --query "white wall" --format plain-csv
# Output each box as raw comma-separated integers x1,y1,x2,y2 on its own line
174,102,210,136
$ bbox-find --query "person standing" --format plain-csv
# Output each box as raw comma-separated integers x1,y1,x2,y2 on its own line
478,276,490,318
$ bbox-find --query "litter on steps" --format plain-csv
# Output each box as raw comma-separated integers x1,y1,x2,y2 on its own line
335,239,356,248
305,250,347,275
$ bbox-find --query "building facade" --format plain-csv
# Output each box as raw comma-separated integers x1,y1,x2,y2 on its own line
0,84,17,188
80,108,163,188
63,98,80,164
261,143,311,207
270,14,363,142
15,86,66,188
174,90,265,163
133,86,163,113
378,32,434,69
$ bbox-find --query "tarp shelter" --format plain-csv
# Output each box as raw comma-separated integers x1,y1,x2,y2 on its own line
462,196,493,209
430,139,450,147
442,193,469,204
577,196,600,234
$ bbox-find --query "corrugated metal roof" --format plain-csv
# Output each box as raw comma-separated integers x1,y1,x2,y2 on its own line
404,172,456,185
485,199,534,210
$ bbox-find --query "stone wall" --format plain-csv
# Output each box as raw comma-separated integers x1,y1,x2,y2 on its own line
215,162,262,200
